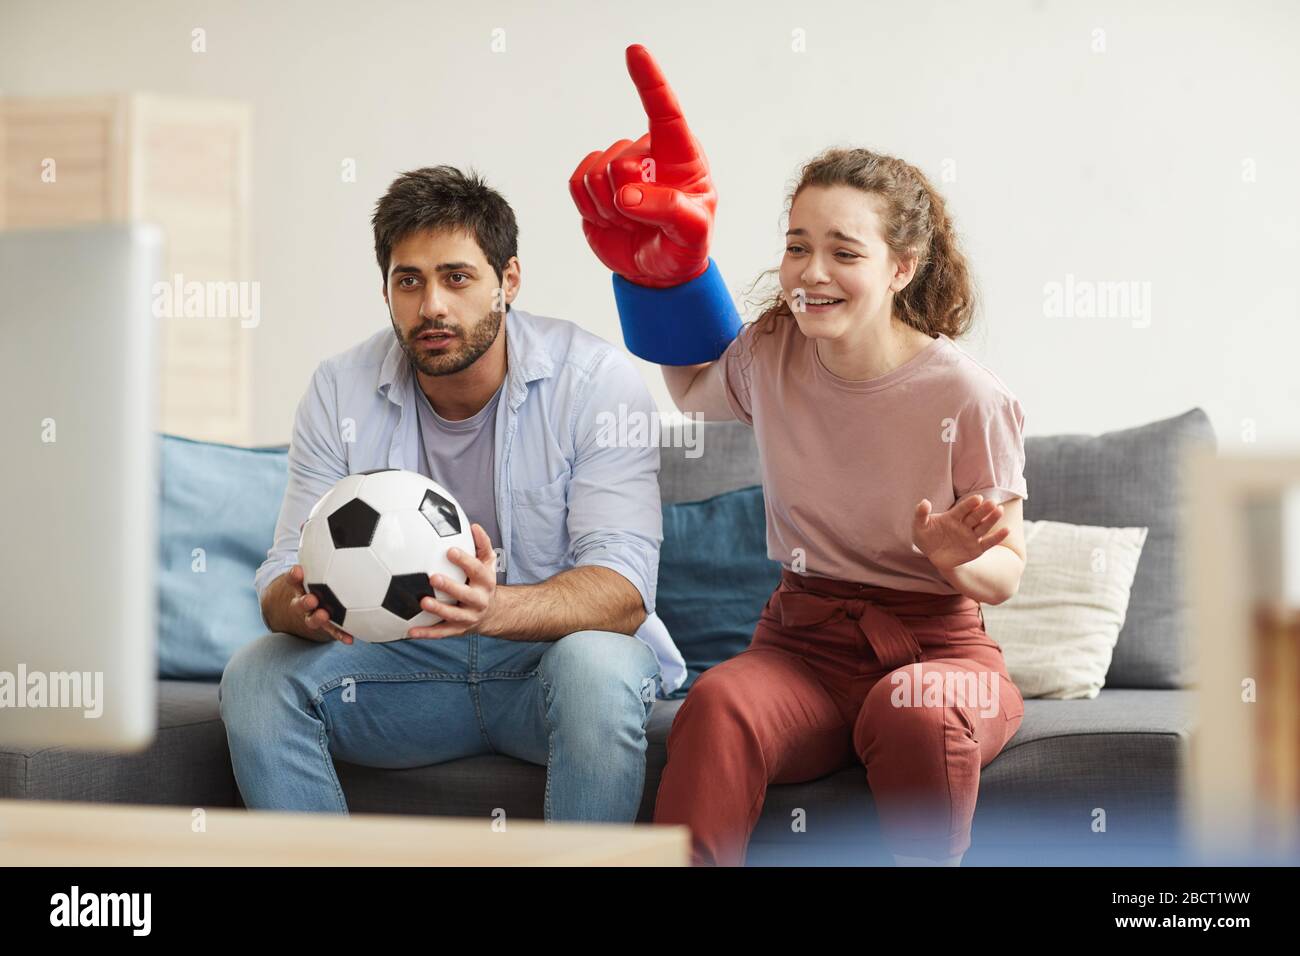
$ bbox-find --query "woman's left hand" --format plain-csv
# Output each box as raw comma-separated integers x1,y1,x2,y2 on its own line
912,495,1011,572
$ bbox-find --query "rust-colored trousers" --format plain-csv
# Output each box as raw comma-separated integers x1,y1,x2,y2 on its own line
653,569,1026,865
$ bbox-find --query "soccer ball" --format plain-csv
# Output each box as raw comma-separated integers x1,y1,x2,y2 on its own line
298,469,474,643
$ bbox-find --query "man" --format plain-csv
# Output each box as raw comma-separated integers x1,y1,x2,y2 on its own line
219,165,687,822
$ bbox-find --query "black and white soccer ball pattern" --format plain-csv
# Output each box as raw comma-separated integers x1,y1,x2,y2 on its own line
298,469,474,642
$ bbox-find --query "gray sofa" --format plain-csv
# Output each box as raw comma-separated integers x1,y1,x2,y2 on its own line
0,409,1216,865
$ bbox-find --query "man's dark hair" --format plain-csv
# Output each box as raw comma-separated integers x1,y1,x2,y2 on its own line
371,165,519,284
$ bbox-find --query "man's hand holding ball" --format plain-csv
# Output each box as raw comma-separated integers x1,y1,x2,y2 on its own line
287,562,355,645
408,523,500,640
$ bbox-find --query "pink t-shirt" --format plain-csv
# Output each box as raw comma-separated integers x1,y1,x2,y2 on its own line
717,318,1028,594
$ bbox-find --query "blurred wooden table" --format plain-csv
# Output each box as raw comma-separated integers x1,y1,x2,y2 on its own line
0,799,689,866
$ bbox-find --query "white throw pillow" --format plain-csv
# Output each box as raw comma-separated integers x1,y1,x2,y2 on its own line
980,519,1149,700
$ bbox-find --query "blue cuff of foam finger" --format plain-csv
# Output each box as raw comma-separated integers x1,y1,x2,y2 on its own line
611,258,742,365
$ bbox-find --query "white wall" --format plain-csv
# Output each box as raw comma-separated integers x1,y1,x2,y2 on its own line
3,0,1297,448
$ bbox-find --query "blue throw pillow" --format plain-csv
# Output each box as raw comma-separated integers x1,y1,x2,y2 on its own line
158,435,288,679
656,485,782,697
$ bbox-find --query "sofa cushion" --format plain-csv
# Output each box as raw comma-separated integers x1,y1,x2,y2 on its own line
656,486,782,695
1022,408,1216,688
0,680,237,807
981,519,1150,699
2,680,1190,864
340,687,1194,862
744,688,1194,864
158,435,288,679
659,422,761,504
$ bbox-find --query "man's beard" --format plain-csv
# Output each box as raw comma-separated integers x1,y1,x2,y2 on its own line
397,308,503,377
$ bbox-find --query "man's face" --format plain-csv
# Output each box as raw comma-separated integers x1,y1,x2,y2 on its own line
382,227,516,377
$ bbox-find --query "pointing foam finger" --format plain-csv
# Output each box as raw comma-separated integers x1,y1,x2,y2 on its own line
625,44,699,165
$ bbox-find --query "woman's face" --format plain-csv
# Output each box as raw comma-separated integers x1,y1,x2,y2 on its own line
779,184,915,342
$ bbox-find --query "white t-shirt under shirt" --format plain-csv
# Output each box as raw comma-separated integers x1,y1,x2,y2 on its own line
717,318,1029,595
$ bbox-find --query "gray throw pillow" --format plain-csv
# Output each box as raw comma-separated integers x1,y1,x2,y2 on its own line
1023,408,1217,688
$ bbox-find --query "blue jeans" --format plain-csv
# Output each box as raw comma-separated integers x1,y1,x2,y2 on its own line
218,629,662,821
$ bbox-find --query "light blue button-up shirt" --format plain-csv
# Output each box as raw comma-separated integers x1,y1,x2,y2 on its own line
254,307,686,695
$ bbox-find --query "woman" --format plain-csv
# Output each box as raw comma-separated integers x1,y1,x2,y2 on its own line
644,147,1028,867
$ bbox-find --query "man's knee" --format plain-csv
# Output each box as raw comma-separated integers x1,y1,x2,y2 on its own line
544,629,658,680
540,629,661,717
219,631,324,721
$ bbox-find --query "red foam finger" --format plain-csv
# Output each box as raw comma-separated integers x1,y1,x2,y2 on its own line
569,150,605,224
586,137,636,224
614,182,707,248
608,141,651,191
625,44,698,165
575,148,620,226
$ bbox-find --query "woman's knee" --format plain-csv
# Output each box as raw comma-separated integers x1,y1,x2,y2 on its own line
854,667,955,755
665,665,762,748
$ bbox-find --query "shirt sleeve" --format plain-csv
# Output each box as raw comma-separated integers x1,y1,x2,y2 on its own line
952,389,1029,506
566,348,664,615
715,321,757,426
253,362,350,604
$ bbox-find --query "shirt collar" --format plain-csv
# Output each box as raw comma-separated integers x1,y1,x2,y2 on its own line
376,307,554,410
